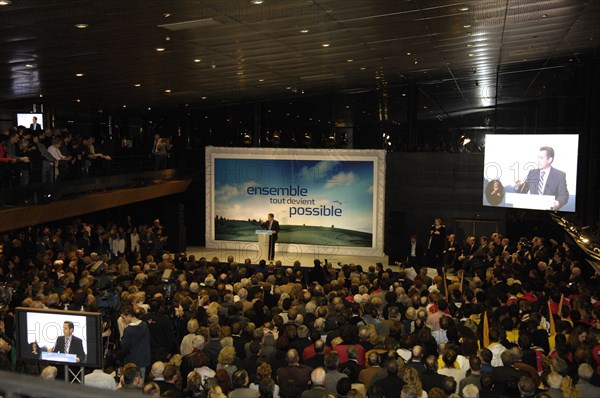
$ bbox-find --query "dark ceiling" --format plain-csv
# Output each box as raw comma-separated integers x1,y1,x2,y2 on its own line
0,0,598,114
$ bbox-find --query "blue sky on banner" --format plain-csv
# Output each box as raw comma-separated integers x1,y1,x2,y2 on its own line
214,158,374,233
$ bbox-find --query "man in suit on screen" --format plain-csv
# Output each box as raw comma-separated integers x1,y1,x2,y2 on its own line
515,146,569,210
53,321,85,362
30,116,42,131
261,213,280,261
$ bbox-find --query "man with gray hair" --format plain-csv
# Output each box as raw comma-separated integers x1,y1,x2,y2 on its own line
180,335,209,389
490,348,527,396
339,345,363,383
576,363,600,398
301,367,328,398
546,372,563,398
462,383,480,398
517,376,536,398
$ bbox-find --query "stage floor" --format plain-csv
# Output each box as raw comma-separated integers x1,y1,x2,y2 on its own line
186,246,390,269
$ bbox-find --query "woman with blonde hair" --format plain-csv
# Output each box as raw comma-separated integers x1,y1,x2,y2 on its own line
207,385,228,398
216,345,238,379
180,318,200,356
402,366,427,398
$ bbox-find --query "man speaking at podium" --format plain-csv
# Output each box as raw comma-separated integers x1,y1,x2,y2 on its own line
261,213,280,261
53,321,85,363
515,146,569,210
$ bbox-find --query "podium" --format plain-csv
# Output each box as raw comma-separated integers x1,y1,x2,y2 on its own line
504,193,556,210
255,230,273,260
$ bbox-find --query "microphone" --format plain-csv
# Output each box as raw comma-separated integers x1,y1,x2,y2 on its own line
516,174,530,193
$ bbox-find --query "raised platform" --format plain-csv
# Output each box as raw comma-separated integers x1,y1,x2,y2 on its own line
186,245,390,269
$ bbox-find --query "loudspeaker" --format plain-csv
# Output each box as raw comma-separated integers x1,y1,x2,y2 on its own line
163,203,186,253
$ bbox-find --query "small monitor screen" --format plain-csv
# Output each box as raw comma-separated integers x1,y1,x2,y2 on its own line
483,134,578,212
16,113,44,130
15,307,103,368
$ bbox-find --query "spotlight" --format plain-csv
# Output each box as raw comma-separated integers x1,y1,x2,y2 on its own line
324,131,336,147
242,131,252,146
303,132,312,147
460,134,471,146
271,130,281,146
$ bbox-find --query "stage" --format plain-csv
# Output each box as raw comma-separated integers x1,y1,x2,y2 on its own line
185,245,390,269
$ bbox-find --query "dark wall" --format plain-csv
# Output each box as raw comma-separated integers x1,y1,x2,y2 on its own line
384,152,506,255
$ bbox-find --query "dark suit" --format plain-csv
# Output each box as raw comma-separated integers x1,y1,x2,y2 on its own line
491,365,528,395
373,374,406,398
30,123,42,131
420,371,447,392
405,241,425,271
261,219,280,260
518,167,569,209
277,364,313,392
339,359,364,383
54,335,85,362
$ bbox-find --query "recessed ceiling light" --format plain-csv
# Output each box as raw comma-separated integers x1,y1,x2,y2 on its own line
0,1,12,6
74,23,89,29
468,53,474,57
25,64,34,68
39,94,43,98
164,89,171,93
75,73,85,77
134,83,141,87
122,105,127,108
459,7,469,12
156,47,165,52
541,14,548,18
258,79,265,82
467,44,473,47
406,52,411,56
237,71,243,75
322,43,330,47
76,99,81,103
148,107,152,111
251,0,264,4
347,59,354,63
463,24,471,28
300,29,309,33
360,67,366,70
414,60,418,64
194,58,201,63
163,13,171,18
202,96,207,100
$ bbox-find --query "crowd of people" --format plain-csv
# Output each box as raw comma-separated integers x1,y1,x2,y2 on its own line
0,126,114,188
0,216,599,398
1,125,177,207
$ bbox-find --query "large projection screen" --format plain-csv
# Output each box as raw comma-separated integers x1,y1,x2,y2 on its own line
206,147,386,259
483,134,578,212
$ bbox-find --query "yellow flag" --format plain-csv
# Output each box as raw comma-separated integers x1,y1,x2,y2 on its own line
483,311,490,347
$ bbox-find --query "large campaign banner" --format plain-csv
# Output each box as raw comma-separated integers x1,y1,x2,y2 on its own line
205,147,385,258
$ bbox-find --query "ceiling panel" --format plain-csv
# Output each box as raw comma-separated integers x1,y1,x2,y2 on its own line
0,0,596,111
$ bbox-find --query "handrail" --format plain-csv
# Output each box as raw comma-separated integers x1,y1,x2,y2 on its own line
0,148,204,206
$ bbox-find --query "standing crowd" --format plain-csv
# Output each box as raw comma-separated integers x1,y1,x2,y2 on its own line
0,217,599,398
